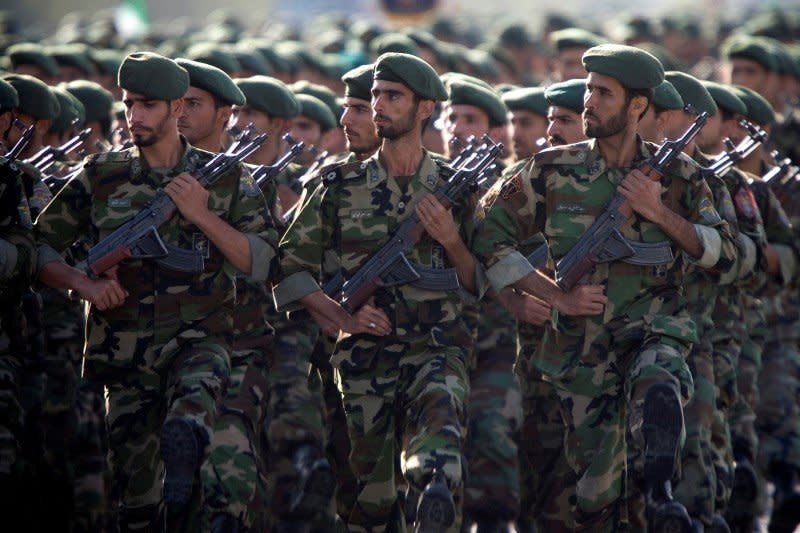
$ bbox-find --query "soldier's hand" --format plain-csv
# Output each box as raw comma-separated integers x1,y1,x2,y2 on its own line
164,172,210,225
553,284,607,316
619,168,665,223
416,194,460,248
495,288,551,325
342,303,391,336
79,277,128,311
308,307,343,338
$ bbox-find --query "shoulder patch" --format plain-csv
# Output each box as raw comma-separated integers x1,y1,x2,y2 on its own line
500,172,524,200
322,160,367,185
698,196,723,225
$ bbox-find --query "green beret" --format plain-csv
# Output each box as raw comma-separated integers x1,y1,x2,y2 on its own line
498,24,534,49
90,49,124,77
231,49,271,76
374,52,447,101
582,44,664,89
0,78,18,110
118,52,189,101
501,87,548,116
545,78,586,114
369,33,420,57
64,80,113,124
723,36,778,72
762,38,796,77
651,80,684,111
48,44,94,76
637,42,686,72
3,73,59,119
446,79,507,127
495,83,520,95
239,40,291,74
732,85,775,126
550,28,607,52
185,43,241,75
440,72,493,91
51,86,85,133
342,63,374,101
295,93,337,131
291,81,342,121
234,76,300,118
702,81,747,116
6,43,59,77
664,71,717,116
175,58,245,106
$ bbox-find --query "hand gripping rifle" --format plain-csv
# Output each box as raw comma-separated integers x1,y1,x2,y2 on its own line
553,112,708,291
323,136,503,314
79,132,268,277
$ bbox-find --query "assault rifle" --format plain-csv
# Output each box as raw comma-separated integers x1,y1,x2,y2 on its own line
252,134,305,187
4,119,35,164
553,112,708,291
79,132,268,277
324,135,503,313
706,120,768,177
762,151,797,185
27,128,91,172
449,135,478,166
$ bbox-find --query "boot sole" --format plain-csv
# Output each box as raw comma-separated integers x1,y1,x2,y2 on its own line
160,418,199,507
415,490,455,533
643,383,683,484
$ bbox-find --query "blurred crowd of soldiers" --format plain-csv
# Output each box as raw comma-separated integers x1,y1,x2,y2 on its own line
2,4,800,533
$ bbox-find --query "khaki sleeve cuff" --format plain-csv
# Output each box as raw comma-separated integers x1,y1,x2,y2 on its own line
0,238,17,279
773,243,798,286
457,259,489,304
36,243,65,273
245,233,276,282
691,224,722,269
273,270,322,311
486,250,536,292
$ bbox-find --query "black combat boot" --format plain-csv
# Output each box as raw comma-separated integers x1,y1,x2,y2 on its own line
724,447,758,532
768,464,800,533
643,383,692,533
289,443,336,515
160,417,201,512
414,469,456,533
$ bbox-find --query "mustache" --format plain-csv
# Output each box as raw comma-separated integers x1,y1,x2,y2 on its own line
549,135,566,145
583,111,598,121
373,113,390,122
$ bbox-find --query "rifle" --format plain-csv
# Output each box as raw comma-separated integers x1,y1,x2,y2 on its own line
762,151,794,184
5,119,35,164
27,127,91,172
79,132,268,277
252,134,305,187
706,120,768,177
324,135,503,313
449,135,478,167
553,112,708,291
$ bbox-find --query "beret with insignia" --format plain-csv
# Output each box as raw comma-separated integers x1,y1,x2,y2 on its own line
3,73,60,119
447,79,508,127
502,87,548,116
64,80,113,124
342,63,374,102
296,93,338,132
582,44,664,89
702,81,747,116
51,86,85,133
0,78,18,110
235,75,300,118
118,52,189,101
175,58,245,106
545,78,586,114
374,52,447,101
651,80,684,111
732,85,775,126
664,71,717,116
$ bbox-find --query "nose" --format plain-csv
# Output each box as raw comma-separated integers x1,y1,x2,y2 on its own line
340,107,352,128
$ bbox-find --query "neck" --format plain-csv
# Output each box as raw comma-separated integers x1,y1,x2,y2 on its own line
246,142,279,166
140,133,183,169
355,146,379,162
379,132,424,175
595,125,639,168
193,129,225,153
737,146,763,175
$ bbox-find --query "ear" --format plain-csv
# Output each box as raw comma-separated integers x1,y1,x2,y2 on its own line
489,124,506,141
629,94,648,115
216,106,232,129
171,98,184,117
418,99,436,121
35,118,52,136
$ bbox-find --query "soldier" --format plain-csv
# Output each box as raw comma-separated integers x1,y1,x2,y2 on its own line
501,87,549,161
4,43,59,85
34,52,280,530
544,78,588,146
64,80,114,154
275,52,482,532
2,74,60,162
472,44,737,532
289,93,338,166
548,28,607,82
339,63,381,162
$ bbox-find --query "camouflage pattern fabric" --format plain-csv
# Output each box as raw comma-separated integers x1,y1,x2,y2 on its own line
277,151,479,531
472,138,737,528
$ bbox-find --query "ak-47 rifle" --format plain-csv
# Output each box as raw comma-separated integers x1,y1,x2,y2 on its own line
762,151,796,185
323,135,503,313
4,119,35,166
27,127,91,172
449,135,478,166
78,132,268,278
252,134,305,187
706,120,768,177
552,112,709,291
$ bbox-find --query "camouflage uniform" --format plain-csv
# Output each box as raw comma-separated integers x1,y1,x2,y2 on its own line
472,138,737,530
35,142,278,530
276,151,480,532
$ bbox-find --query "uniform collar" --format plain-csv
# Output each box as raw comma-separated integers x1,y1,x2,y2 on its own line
365,148,440,191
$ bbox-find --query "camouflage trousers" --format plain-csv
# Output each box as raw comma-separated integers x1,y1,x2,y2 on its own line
0,349,22,475
710,335,740,513
334,328,470,533
89,339,230,531
463,299,522,522
538,323,693,530
756,340,800,473
201,345,270,529
729,335,761,465
673,336,717,526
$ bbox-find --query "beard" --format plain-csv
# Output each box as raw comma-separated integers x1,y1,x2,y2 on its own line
548,135,567,146
584,105,628,139
130,110,171,148
374,102,418,140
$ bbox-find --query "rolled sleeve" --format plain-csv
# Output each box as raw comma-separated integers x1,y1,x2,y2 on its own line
486,250,536,292
245,233,277,282
691,224,722,269
36,242,66,272
273,270,322,311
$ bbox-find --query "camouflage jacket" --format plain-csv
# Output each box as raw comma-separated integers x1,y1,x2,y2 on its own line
472,137,737,349
275,149,483,341
35,141,278,368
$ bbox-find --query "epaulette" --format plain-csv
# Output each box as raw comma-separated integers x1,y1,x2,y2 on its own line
303,155,351,188
84,149,132,167
321,159,368,185
532,141,592,166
